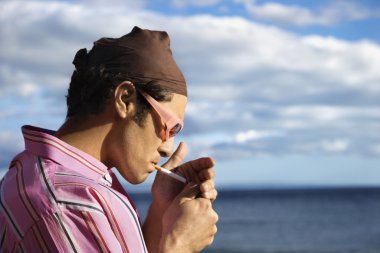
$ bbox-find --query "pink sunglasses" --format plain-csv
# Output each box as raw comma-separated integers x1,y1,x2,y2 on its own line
139,90,184,140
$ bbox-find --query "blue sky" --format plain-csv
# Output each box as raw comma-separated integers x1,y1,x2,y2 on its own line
1,0,380,189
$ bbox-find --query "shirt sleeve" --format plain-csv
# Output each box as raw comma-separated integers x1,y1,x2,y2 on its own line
27,208,124,253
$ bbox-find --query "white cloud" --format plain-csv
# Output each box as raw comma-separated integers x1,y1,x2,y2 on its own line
279,106,380,124
81,0,145,7
235,129,283,143
237,0,380,26
321,139,349,153
0,131,24,168
370,144,380,156
171,0,220,8
0,131,23,150
18,83,40,97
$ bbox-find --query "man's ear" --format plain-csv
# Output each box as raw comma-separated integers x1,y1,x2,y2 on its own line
114,81,137,119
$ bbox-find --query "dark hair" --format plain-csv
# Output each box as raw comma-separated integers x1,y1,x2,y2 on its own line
66,65,172,125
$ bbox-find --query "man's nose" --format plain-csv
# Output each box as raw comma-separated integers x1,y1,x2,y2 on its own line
158,138,174,158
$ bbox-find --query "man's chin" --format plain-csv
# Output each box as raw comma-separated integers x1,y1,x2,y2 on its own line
128,173,151,185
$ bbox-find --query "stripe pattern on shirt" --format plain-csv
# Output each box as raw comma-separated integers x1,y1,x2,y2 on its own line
0,125,147,253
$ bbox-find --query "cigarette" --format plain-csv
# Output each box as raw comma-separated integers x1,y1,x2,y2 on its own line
154,165,187,183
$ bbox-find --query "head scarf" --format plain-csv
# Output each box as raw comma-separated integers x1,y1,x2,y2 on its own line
73,26,187,96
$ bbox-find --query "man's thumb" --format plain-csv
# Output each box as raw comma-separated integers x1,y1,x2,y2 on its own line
162,142,188,170
177,183,200,204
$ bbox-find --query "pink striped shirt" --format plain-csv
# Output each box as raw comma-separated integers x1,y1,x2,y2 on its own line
0,125,147,253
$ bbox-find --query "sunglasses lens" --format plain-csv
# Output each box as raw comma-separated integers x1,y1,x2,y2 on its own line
169,123,182,137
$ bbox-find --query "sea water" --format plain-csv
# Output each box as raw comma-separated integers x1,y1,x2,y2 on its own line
129,187,380,253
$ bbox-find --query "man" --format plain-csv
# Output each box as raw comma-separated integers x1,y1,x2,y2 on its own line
0,26,218,253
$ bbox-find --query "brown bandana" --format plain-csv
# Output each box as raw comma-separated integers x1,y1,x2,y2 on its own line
73,26,187,96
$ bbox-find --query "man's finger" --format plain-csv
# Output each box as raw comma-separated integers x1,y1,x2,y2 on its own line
162,142,188,170
199,168,216,181
178,184,200,204
182,157,215,172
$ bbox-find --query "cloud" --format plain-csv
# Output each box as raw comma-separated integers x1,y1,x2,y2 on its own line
81,0,146,7
171,0,221,8
235,129,283,143
237,0,380,26
0,131,24,169
278,105,380,126
0,0,379,163
321,139,349,153
371,144,380,156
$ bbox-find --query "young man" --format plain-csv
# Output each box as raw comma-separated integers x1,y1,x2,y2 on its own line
0,26,218,253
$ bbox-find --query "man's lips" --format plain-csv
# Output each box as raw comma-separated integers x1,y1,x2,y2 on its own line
149,161,159,172
152,157,160,165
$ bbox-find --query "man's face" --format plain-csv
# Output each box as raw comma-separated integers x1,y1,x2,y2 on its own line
108,93,187,184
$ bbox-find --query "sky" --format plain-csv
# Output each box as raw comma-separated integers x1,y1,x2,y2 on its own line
0,0,380,189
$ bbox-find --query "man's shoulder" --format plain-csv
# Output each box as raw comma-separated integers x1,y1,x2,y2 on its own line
46,162,116,211
1,154,111,214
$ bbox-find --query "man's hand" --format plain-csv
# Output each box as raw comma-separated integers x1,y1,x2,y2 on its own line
151,142,218,210
159,184,218,253
143,142,218,253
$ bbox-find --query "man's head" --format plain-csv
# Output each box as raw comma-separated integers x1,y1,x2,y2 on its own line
65,27,188,183
66,26,187,121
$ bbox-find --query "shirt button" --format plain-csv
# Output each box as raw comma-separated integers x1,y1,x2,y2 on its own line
104,173,112,183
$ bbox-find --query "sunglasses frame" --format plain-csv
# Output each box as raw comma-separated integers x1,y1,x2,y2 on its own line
138,90,184,140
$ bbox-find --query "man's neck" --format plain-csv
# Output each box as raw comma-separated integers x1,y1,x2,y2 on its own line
55,115,112,165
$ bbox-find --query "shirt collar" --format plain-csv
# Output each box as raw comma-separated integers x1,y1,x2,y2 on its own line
22,125,109,182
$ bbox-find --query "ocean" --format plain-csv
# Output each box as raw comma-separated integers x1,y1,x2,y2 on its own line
129,187,380,253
